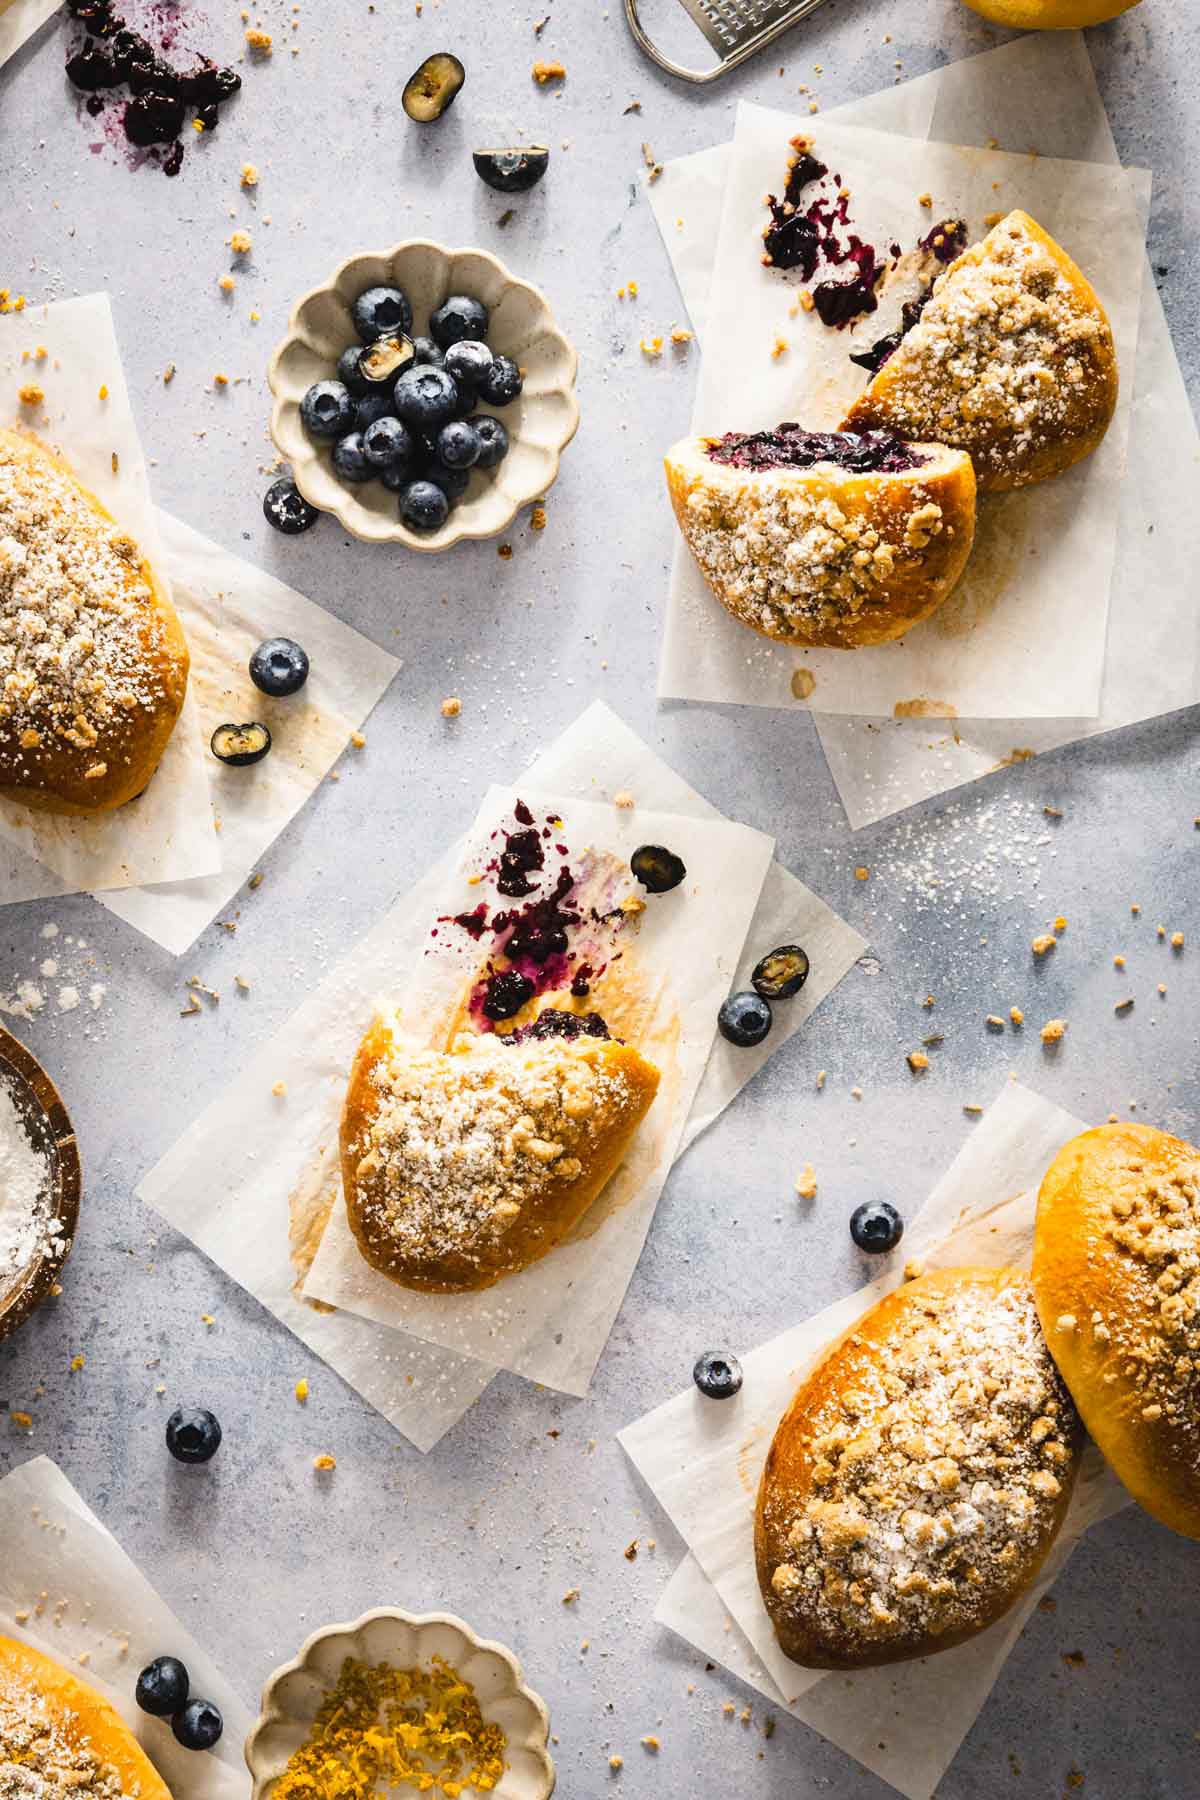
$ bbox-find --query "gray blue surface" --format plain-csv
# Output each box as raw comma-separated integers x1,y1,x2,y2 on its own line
1,1,1199,1795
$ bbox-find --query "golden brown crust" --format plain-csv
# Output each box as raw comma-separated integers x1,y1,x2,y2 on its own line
664,435,976,649
0,429,189,817
755,1267,1081,1669
842,211,1117,493
0,1635,173,1800
1033,1123,1200,1540
340,1021,660,1293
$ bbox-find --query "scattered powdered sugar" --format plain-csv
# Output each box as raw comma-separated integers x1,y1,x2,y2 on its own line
0,1077,52,1293
867,795,1055,920
0,927,108,1023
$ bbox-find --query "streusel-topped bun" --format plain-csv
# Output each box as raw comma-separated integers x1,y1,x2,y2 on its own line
842,210,1117,492
0,429,189,816
665,428,975,649
0,1635,172,1800
340,1017,660,1293
1034,1123,1200,1541
756,1267,1081,1669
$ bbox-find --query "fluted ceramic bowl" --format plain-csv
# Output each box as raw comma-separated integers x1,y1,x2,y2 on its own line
0,1024,80,1345
268,241,579,550
244,1607,555,1799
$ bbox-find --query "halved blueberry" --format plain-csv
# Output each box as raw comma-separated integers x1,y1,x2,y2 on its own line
751,944,810,1000
262,478,318,535
631,844,686,893
331,431,373,483
399,479,450,531
172,1699,223,1752
429,293,489,349
136,1656,190,1718
717,991,772,1048
249,637,309,697
436,419,482,469
358,334,416,388
402,52,465,122
470,415,510,468
299,380,355,440
211,723,271,767
165,1405,223,1462
849,1201,904,1254
393,365,461,428
693,1352,743,1400
473,145,549,193
352,285,413,342
478,354,523,407
363,415,413,468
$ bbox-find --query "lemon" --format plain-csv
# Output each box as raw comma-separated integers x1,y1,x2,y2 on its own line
959,0,1139,25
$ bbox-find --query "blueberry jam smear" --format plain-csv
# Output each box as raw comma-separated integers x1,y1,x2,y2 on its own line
513,1009,611,1044
64,0,242,174
708,426,927,475
849,221,969,374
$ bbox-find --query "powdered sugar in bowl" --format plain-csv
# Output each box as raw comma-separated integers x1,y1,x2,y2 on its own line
0,1025,80,1344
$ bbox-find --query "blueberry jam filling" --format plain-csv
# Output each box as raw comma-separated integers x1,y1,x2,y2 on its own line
509,1008,612,1044
708,426,928,475
849,220,969,375
64,0,241,175
762,138,884,326
481,969,535,1021
497,827,545,898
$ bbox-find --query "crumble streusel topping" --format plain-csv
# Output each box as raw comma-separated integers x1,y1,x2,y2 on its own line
682,477,947,640
352,1031,640,1265
850,212,1111,484
0,1664,130,1800
1094,1141,1200,1441
0,446,166,785
762,1276,1077,1653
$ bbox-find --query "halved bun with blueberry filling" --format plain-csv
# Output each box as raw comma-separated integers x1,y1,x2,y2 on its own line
665,428,976,649
842,211,1117,492
0,1634,173,1800
755,1267,1082,1669
340,1016,660,1293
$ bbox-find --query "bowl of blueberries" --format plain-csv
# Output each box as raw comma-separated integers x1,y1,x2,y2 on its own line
268,240,579,549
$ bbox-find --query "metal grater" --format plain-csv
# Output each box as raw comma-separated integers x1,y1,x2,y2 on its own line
624,0,831,85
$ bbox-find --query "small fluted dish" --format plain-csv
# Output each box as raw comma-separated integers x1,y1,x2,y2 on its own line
268,241,579,550
0,1024,80,1345
244,1607,555,1799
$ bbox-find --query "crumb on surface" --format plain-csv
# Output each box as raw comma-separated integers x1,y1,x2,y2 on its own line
218,275,235,293
795,1163,817,1201
241,163,259,187
1010,1006,1024,1026
17,384,43,406
272,1080,287,1097
350,729,366,747
639,336,664,357
1040,1018,1067,1044
1032,933,1056,957
614,789,635,809
231,230,252,254
441,696,461,718
906,1050,929,1073
295,1379,308,1403
531,503,547,531
533,59,566,82
246,27,272,51
313,1453,336,1471
770,334,789,359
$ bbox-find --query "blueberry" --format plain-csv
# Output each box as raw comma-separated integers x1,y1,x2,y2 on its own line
751,944,810,1000
332,432,373,483
393,365,460,429
478,354,523,407
402,51,465,123
631,844,686,894
399,480,450,532
429,293,489,349
693,1352,743,1400
412,335,446,369
422,460,470,501
299,380,355,440
449,381,478,418
211,722,271,767
336,345,371,396
443,339,494,388
470,415,510,468
717,991,772,1048
355,393,396,433
363,414,413,469
249,637,309,698
473,145,549,194
352,285,413,343
436,419,482,470
849,1201,904,1254
262,478,318,535
172,1699,223,1752
482,969,535,1021
358,334,416,389
165,1406,222,1463
379,462,409,492
136,1657,190,1718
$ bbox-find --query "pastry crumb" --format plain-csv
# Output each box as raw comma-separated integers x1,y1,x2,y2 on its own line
245,27,272,51
1010,1006,1024,1026
906,1050,929,1073
790,667,816,700
272,1080,287,1098
441,696,461,718
613,789,635,809
17,384,43,406
532,59,565,82
530,503,547,531
313,1453,336,1471
1032,934,1056,957
1040,1018,1067,1044
230,230,252,254
795,1163,817,1201
295,1379,308,1403
241,163,259,187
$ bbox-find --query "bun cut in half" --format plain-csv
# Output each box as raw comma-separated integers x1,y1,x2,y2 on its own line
755,1267,1082,1669
1033,1122,1200,1540
0,1633,172,1800
842,210,1117,493
665,429,975,650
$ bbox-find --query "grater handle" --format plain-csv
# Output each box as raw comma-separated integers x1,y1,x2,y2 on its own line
624,0,830,85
